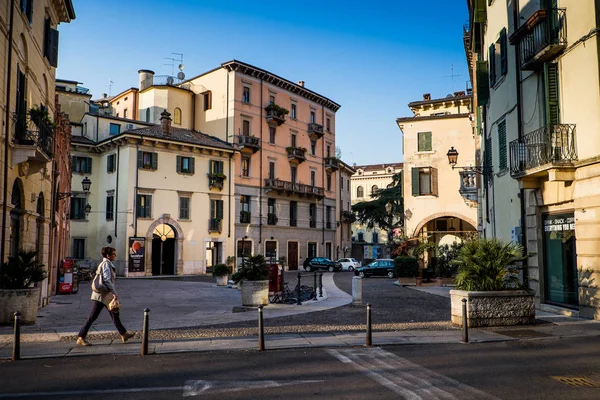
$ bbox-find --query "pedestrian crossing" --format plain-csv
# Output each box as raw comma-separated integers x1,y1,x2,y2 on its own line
327,347,501,400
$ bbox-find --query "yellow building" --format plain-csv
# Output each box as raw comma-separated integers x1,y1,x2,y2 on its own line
468,0,600,318
0,1,75,303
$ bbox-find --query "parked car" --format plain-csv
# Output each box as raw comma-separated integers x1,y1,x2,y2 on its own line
354,259,396,278
336,258,361,272
304,257,342,272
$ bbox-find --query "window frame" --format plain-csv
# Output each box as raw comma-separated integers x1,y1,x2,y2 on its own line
109,123,121,136
105,194,114,221
179,196,190,220
269,126,276,144
417,131,432,152
136,194,152,218
203,91,212,111
138,151,158,170
290,103,297,119
176,155,195,174
411,167,439,197
72,156,92,174
242,87,250,104
241,156,250,177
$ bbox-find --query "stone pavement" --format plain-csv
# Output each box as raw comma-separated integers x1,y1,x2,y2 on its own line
1,274,600,359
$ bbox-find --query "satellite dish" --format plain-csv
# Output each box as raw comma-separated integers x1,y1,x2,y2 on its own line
166,76,174,85
178,63,184,71
177,71,185,80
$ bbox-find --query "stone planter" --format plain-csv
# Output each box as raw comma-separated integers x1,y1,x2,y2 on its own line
240,280,269,306
215,275,228,286
0,287,41,325
450,289,536,327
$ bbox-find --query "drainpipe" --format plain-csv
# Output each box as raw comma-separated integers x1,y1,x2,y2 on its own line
321,106,325,251
1,0,15,262
134,137,143,236
228,152,233,238
259,78,263,245
115,141,120,237
225,71,230,144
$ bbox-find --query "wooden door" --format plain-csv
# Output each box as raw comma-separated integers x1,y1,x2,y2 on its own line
288,242,298,270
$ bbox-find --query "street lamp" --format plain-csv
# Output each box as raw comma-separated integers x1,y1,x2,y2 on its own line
446,146,492,175
84,203,92,215
57,177,93,200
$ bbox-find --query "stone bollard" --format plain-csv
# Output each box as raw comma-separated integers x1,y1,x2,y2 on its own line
352,276,363,307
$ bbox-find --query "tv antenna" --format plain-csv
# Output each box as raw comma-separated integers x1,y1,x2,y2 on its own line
108,79,114,96
164,52,184,79
442,64,462,92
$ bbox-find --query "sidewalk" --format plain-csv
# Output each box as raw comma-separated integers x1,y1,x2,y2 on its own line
1,276,600,359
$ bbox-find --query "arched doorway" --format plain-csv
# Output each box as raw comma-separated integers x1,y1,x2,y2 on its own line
151,224,176,275
9,179,24,257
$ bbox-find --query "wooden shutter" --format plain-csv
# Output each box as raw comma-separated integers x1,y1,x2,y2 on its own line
189,157,195,174
218,161,224,174
146,196,152,218
545,63,560,126
71,156,77,172
85,157,92,174
431,168,438,196
411,168,420,196
425,132,432,151
500,28,507,76
107,156,111,173
474,0,487,23
485,136,493,185
48,28,59,68
43,18,50,59
176,156,181,173
216,200,224,219
151,152,158,170
498,120,507,170
476,61,490,105
489,44,496,87
137,151,143,168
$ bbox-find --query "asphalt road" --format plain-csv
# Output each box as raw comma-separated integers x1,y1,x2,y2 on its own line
2,336,599,399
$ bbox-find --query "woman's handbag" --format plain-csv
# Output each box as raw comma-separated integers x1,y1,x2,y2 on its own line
108,296,121,313
91,268,108,293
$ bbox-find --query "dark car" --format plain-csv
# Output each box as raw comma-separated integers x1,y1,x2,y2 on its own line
354,259,396,278
304,257,342,272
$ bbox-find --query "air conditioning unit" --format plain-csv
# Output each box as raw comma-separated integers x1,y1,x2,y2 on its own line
126,123,135,130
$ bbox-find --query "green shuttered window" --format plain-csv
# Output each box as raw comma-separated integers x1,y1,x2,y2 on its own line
545,63,560,126
417,132,432,152
498,120,507,171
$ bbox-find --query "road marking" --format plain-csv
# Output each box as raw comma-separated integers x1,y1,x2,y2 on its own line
0,386,185,398
182,380,324,397
327,347,501,400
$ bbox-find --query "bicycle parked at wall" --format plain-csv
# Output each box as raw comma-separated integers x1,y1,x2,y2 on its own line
270,282,315,304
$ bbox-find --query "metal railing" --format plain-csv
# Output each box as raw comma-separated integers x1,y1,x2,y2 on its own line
325,157,340,170
459,171,478,201
519,8,567,69
286,147,306,160
509,124,577,176
208,175,225,190
240,212,251,224
266,110,285,125
148,75,192,90
12,112,54,158
308,123,324,137
264,178,324,198
208,218,222,233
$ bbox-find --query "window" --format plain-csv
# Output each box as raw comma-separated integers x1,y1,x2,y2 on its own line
136,194,152,218
174,108,182,125
545,63,560,125
176,156,195,174
357,186,364,197
489,28,507,87
179,197,190,220
20,0,33,25
326,117,331,132
309,204,317,228
327,174,331,191
371,185,378,195
242,87,250,103
326,206,332,229
291,166,297,183
372,232,379,243
326,145,331,158
308,242,317,258
310,171,316,187
145,108,151,122
417,132,432,152
73,239,85,259
289,201,297,226
240,195,251,223
203,91,212,111
43,18,59,67
269,95,275,105
484,135,493,186
109,123,121,135
72,156,92,174
411,167,439,196
358,232,364,242
123,109,128,119
70,197,87,220
265,241,277,261
498,120,507,171
267,198,277,225
291,103,297,119
310,111,315,123
106,194,114,220
269,126,276,143
310,139,316,155
242,120,250,136
138,151,158,170
269,162,275,179
241,156,250,177
210,199,224,226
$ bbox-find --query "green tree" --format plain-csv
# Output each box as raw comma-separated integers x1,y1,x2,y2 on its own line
352,172,403,231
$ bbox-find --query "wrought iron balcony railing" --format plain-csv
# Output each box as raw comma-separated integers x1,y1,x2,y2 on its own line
309,220,317,228
509,124,577,177
208,218,222,233
308,123,324,139
286,147,306,164
264,178,324,198
459,171,478,202
237,135,260,154
208,174,226,190
324,157,340,172
12,112,54,158
240,211,251,224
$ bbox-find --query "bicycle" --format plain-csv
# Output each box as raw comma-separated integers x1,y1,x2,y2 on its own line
270,282,315,304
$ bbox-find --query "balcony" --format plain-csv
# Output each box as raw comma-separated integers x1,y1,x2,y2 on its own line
308,123,324,140
237,135,260,155
286,146,306,165
11,112,53,174
341,210,356,224
207,173,226,190
267,213,278,225
510,8,567,71
208,218,222,233
459,171,478,202
509,124,577,179
240,211,251,224
265,104,288,127
264,178,324,199
309,220,317,228
324,157,340,172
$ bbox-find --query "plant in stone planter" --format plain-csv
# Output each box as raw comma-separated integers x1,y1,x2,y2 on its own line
231,254,269,306
0,250,47,325
212,263,230,286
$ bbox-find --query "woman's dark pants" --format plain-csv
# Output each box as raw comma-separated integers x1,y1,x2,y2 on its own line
78,300,126,338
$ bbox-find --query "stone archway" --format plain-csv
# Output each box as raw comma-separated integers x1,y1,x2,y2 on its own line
412,212,477,238
145,216,184,276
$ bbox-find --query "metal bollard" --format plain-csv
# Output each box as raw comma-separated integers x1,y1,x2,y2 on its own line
319,272,323,297
366,303,372,347
462,298,469,343
296,272,302,305
12,311,20,361
141,308,150,356
258,305,265,351
313,272,318,300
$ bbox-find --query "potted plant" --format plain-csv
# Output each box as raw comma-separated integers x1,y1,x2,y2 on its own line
0,250,47,325
212,263,230,286
450,238,534,327
231,254,269,306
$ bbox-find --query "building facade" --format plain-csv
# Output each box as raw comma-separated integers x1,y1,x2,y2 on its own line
468,0,600,318
397,92,477,250
336,161,355,261
0,1,75,304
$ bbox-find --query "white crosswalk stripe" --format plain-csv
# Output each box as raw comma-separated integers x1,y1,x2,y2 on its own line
327,347,501,400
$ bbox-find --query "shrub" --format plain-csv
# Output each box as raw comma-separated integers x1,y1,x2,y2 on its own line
231,254,269,282
437,242,464,278
212,263,230,277
0,250,47,290
394,256,419,278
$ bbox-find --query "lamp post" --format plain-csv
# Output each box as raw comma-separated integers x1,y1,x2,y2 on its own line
57,176,93,200
446,147,493,175
82,177,92,216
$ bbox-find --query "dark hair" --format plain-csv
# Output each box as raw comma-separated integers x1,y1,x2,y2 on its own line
101,246,116,258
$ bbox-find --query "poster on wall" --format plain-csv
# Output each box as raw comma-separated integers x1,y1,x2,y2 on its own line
128,237,145,273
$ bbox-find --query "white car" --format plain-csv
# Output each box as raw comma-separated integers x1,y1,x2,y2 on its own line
336,258,361,272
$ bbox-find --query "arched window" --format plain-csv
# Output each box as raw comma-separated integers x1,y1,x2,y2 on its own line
357,186,364,198
371,185,378,195
145,108,151,122
174,108,182,125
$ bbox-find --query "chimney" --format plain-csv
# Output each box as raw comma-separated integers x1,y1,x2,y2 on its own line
454,91,466,97
423,93,431,101
160,110,172,135
298,80,305,87
138,69,155,91
102,93,107,98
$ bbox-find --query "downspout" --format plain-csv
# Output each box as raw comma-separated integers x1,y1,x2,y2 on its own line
1,0,15,262
226,71,232,239
321,106,325,251
259,78,263,245
115,141,120,237
134,137,142,236
228,152,233,238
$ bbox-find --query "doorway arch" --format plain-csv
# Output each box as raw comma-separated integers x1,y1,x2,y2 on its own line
145,216,184,275
9,179,25,256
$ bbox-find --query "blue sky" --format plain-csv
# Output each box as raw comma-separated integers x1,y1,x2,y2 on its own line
57,0,469,166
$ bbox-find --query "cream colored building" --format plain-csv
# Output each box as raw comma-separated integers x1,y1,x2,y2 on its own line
0,1,75,304
397,92,477,250
468,0,600,318
350,163,402,261
336,161,355,260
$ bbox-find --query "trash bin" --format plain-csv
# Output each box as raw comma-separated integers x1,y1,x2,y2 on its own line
268,264,281,293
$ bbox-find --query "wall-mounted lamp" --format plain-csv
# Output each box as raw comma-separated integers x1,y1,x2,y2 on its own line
57,177,92,200
446,147,492,175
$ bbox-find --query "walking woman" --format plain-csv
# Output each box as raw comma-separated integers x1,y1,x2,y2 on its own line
77,246,134,346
